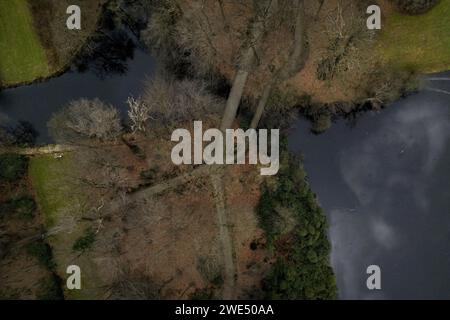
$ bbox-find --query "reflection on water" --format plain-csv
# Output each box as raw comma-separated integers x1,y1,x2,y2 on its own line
73,29,136,79
289,77,450,299
0,49,155,143
0,8,155,144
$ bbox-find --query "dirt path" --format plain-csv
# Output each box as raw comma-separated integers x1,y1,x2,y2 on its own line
210,168,235,299
0,144,76,155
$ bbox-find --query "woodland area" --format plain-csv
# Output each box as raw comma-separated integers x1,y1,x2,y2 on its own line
0,0,444,300
143,0,435,132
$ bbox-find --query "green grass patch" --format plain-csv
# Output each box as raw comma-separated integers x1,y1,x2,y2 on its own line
28,154,74,227
0,0,51,86
28,153,106,299
378,1,450,73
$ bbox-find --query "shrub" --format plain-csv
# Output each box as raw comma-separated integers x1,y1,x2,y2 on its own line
197,256,224,288
72,228,96,252
129,144,146,159
3,196,36,219
11,121,38,146
393,0,440,14
26,241,55,269
0,154,28,182
260,88,301,130
140,167,158,182
311,113,332,134
190,288,214,300
37,277,63,300
0,127,15,147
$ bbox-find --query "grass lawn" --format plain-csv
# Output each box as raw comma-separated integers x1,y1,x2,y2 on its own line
0,0,51,86
29,154,105,299
378,1,450,73
28,154,75,227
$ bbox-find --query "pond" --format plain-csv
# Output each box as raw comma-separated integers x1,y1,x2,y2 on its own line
0,44,156,143
0,32,449,299
289,75,450,299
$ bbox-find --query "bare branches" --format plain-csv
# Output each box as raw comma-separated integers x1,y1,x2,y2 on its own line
317,0,374,82
48,98,122,143
127,96,151,134
326,1,346,39
250,0,305,128
142,75,224,128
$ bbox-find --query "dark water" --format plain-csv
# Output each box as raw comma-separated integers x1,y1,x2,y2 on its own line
1,36,449,299
0,48,156,143
289,76,450,299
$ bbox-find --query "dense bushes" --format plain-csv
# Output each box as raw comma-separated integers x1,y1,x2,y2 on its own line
1,196,36,219
257,144,337,299
26,241,55,269
26,240,63,300
0,154,28,182
393,0,440,14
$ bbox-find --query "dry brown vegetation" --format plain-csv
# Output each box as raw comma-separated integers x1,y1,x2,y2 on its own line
0,167,58,299
145,0,419,119
289,0,418,106
26,133,271,299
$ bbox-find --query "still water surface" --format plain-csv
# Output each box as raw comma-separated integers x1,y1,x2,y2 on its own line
289,79,450,299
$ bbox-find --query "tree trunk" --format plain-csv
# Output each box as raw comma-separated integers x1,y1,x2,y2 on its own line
249,0,305,129
219,0,275,131
250,81,274,129
220,70,250,131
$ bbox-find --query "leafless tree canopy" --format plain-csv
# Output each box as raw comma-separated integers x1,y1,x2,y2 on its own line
48,98,122,143
317,0,374,82
127,96,151,133
142,75,224,127
108,265,162,300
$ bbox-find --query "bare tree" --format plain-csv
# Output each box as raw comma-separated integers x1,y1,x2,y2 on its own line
108,263,162,300
250,0,306,128
48,98,122,143
219,0,280,131
127,96,151,133
147,0,306,130
142,75,224,128
317,0,374,82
